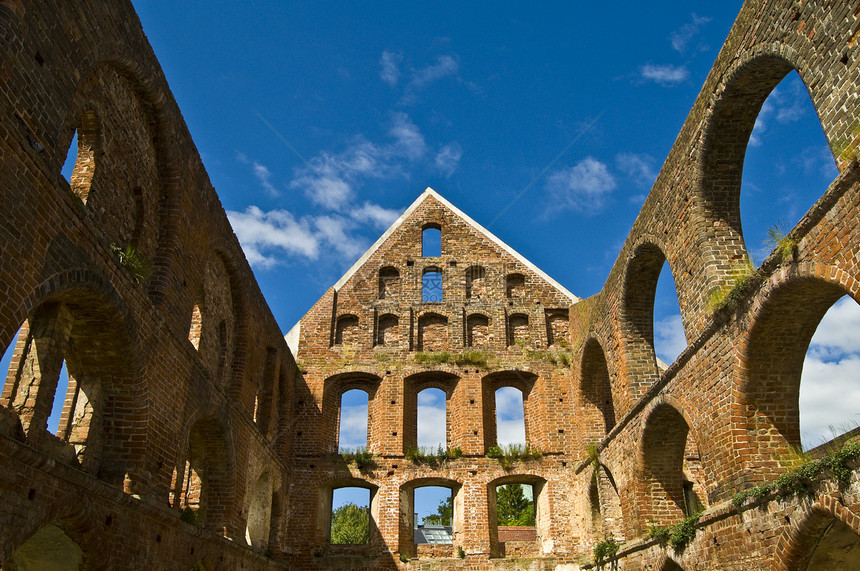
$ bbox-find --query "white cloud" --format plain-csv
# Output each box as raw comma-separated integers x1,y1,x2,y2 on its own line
654,314,686,366
409,54,458,90
670,14,711,54
339,403,369,450
290,113,429,209
495,387,526,447
418,389,446,449
353,202,401,230
435,142,463,177
616,152,657,188
800,296,860,449
639,64,689,86
379,50,402,87
749,78,809,147
546,157,616,213
227,206,320,267
312,215,365,261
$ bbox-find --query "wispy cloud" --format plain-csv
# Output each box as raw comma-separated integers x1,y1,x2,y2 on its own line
339,401,369,450
417,389,446,449
227,206,320,267
800,296,860,449
670,14,712,54
639,63,689,86
352,202,401,231
435,142,463,177
238,152,280,197
290,112,427,210
654,314,686,365
749,78,809,146
546,157,616,214
409,54,459,90
379,50,403,87
495,387,526,446
616,152,657,188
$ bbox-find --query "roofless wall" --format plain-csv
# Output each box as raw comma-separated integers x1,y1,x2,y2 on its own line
0,0,859,569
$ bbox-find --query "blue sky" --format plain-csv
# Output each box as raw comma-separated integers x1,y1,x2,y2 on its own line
0,1,856,520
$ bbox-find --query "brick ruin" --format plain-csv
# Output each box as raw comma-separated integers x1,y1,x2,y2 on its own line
1,0,860,569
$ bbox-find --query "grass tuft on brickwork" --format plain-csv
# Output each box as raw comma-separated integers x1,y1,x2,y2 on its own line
414,350,491,368
592,537,620,570
765,222,798,262
647,512,701,553
731,440,860,508
414,351,452,364
486,443,542,469
706,260,757,312
338,447,375,470
405,444,463,465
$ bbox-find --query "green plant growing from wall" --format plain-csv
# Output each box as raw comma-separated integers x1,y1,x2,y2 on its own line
648,513,701,553
765,222,798,262
405,445,463,465
486,443,542,469
707,260,757,311
339,447,375,470
110,243,152,283
592,537,620,570
414,351,452,365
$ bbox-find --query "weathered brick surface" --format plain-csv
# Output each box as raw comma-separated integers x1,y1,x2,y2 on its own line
1,0,860,569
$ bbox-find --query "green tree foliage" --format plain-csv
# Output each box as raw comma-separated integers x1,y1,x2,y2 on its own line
496,484,535,526
330,503,369,544
422,495,453,526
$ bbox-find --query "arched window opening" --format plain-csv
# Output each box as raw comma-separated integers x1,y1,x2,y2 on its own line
422,268,443,303
581,339,616,437
334,314,360,346
799,295,860,450
330,487,371,545
255,348,277,435
465,266,486,299
4,523,84,569
653,261,686,368
422,224,442,257
339,389,369,453
188,303,203,350
174,459,203,517
245,472,273,549
378,266,399,299
506,274,525,299
417,313,447,351
641,404,707,528
63,110,99,203
177,416,231,530
376,314,399,347
417,388,446,451
740,71,837,267
589,475,603,538
414,486,454,545
216,319,228,377
545,309,569,347
495,387,526,448
467,314,490,348
508,314,529,347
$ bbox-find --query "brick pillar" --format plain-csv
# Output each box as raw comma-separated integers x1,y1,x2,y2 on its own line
11,303,74,435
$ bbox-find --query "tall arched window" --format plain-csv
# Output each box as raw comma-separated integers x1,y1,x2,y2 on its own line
417,388,446,450
422,224,442,257
338,389,369,452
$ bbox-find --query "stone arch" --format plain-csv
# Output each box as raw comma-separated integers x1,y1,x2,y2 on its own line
378,266,399,299
334,314,360,346
398,477,463,557
734,265,857,484
174,413,235,533
775,495,860,570
580,337,616,439
696,46,830,294
465,265,487,299
245,471,273,549
466,313,490,348
639,398,707,529
417,312,447,351
376,313,400,347
60,60,162,274
481,371,538,452
621,240,683,397
487,474,549,558
403,371,459,453
0,271,147,488
194,252,240,388
63,44,184,306
322,372,382,454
